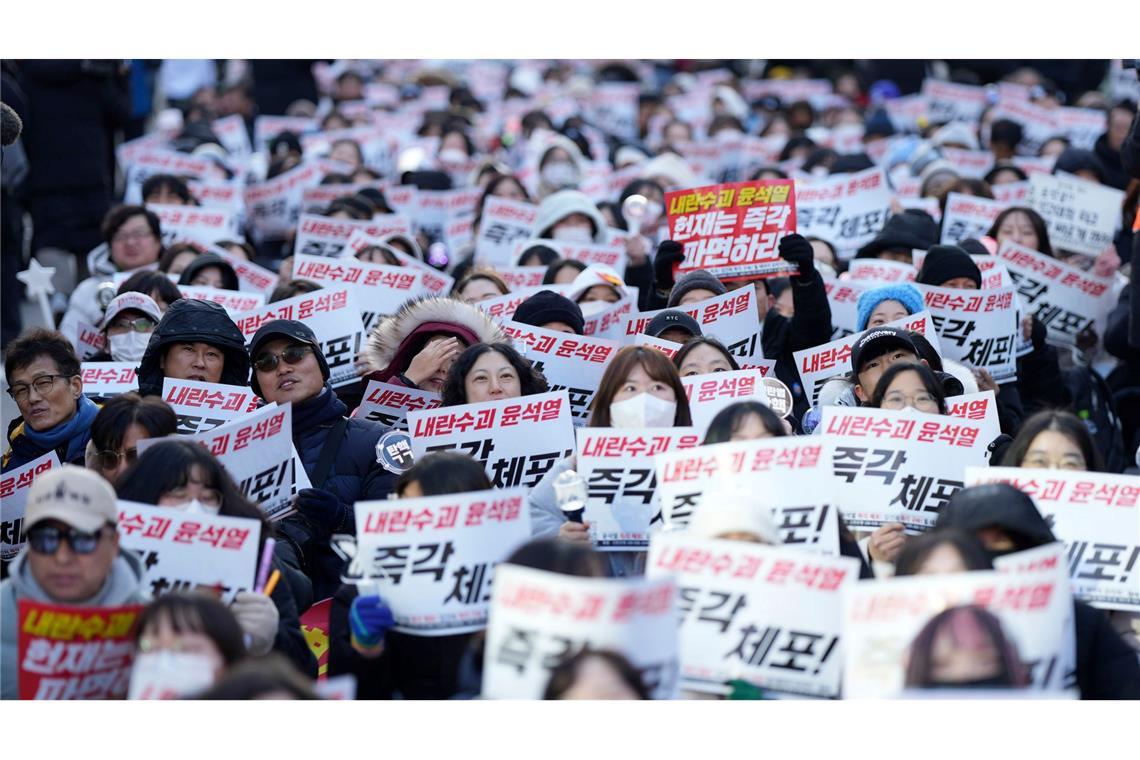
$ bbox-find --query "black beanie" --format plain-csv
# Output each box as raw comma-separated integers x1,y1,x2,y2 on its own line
667,269,727,308
916,245,982,288
513,290,585,335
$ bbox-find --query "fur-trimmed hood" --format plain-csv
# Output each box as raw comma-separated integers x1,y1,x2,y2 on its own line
360,296,506,378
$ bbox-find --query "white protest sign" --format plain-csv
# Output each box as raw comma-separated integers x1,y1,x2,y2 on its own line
483,565,679,700
921,79,987,124
794,167,893,259
354,487,532,636
253,115,315,152
291,253,429,332
122,148,214,204
352,379,441,431
495,266,547,291
160,378,261,436
177,285,266,317
74,322,108,361
939,193,1007,245
842,568,1073,698
117,501,261,603
576,427,702,550
822,278,867,338
519,238,628,273
845,259,916,286
1054,107,1107,151
941,148,996,179
632,333,680,358
233,287,365,388
342,229,455,296
995,240,1115,346
474,197,537,268
294,212,414,258
944,390,1001,449
819,405,989,531
79,362,139,398
408,390,576,490
186,179,245,216
992,180,1030,206
1,452,61,561
147,203,238,246
243,161,325,239
1027,173,1125,258
210,247,280,296
793,311,939,407
210,114,251,158
622,289,761,361
680,369,768,435
918,283,1019,383
582,296,636,341
648,534,859,697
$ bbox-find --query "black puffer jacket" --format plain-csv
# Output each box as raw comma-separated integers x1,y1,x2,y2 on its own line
762,270,834,423
136,298,251,397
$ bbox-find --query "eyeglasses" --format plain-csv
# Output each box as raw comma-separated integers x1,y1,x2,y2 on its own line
253,345,314,373
107,316,156,335
28,525,111,555
7,374,75,402
96,447,137,471
882,391,940,411
112,229,155,244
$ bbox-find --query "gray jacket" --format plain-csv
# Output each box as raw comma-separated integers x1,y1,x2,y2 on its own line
529,455,646,578
1,548,149,699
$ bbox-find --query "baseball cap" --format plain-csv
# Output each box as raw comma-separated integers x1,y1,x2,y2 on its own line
99,292,163,330
25,466,119,533
645,310,702,340
850,327,919,376
248,319,330,397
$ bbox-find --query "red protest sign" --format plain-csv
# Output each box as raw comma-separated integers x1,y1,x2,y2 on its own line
665,179,798,282
300,598,333,680
17,600,142,700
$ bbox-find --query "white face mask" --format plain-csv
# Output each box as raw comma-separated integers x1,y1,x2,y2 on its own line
609,392,677,428
171,499,221,516
577,299,610,317
108,331,152,362
128,651,217,700
542,161,579,188
438,148,468,166
552,226,593,243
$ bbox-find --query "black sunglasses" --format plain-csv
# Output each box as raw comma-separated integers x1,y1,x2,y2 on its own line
253,345,314,373
28,525,111,555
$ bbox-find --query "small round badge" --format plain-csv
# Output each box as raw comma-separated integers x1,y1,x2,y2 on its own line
375,430,416,475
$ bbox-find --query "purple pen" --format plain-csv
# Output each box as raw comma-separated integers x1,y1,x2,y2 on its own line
255,537,276,593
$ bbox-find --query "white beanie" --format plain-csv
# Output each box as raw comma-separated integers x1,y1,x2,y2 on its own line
640,152,701,191
932,122,979,151
566,264,626,302
687,493,782,545
533,189,610,244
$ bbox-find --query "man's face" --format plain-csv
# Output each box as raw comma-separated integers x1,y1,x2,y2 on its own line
253,338,325,405
8,355,82,432
109,214,162,271
161,342,225,384
27,519,119,604
855,348,922,402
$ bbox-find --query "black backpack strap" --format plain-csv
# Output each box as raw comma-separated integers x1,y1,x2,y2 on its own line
311,416,349,490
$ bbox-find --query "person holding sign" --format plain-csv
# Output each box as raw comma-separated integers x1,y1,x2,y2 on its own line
894,529,993,577
249,320,394,602
1,466,148,699
136,299,251,397
3,329,98,472
440,343,549,407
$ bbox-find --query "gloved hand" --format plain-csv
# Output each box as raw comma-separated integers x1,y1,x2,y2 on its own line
350,594,395,654
778,233,815,280
294,487,345,537
231,591,280,656
653,240,685,290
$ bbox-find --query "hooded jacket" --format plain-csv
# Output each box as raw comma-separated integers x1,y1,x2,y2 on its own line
1,547,148,699
178,254,240,292
360,296,505,386
532,189,610,244
136,298,251,397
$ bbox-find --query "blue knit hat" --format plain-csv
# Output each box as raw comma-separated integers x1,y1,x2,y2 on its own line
856,283,925,332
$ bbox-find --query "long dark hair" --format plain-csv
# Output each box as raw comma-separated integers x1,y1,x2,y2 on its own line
986,206,1054,257
671,336,741,376
1000,409,1103,472
543,648,650,700
542,259,587,285
589,346,692,428
198,654,319,700
134,593,248,668
505,538,608,578
90,393,178,453
870,362,948,414
117,270,184,309
395,451,492,497
703,401,787,445
903,605,1029,688
440,342,549,407
894,529,993,577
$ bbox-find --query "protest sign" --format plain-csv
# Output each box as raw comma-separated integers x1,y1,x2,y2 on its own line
209,246,280,295
918,283,1019,382
17,600,143,700
822,278,866,338
681,369,768,435
939,193,1007,245
648,534,859,696
352,379,441,431
992,180,1031,206
1027,173,1126,258
117,500,262,602
1,452,61,563
301,181,382,214
122,148,213,203
793,311,939,407
666,179,798,281
845,259,916,285
633,333,680,357
476,286,570,324
408,390,576,489
588,82,639,141
353,487,532,636
161,377,261,435
294,212,414,258
1054,106,1107,151
178,285,266,317
499,320,618,425
253,115,315,152
483,565,678,700
291,253,428,331
655,437,839,555
941,148,996,179
147,203,237,246
819,405,989,531
990,98,1059,157
474,197,537,268
186,179,245,217
794,167,892,259
74,322,108,361
518,238,629,273
576,427,701,550
243,161,324,239
343,229,455,296
80,362,139,399
623,289,761,360
495,266,547,291
842,567,1073,698
582,296,636,341
233,287,365,388
921,79,987,124
944,390,1001,447
995,240,1115,346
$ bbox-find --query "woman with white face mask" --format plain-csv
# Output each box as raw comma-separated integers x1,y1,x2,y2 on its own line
527,347,692,578
116,440,318,678
96,292,163,364
532,189,611,246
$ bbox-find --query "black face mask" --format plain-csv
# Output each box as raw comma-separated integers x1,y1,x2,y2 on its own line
925,674,1014,690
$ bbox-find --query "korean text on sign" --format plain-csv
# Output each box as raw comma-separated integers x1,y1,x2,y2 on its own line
1,452,61,562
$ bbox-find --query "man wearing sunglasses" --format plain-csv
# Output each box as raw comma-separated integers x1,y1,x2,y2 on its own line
135,298,251,398
1,466,147,699
248,320,394,599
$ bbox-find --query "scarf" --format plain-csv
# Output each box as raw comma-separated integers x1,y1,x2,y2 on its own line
292,384,348,434
7,395,99,469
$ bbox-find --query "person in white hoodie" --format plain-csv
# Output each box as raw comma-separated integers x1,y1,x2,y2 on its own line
1,466,148,699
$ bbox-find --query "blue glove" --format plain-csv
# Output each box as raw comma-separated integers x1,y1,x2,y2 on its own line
778,233,816,279
349,593,395,649
295,487,345,536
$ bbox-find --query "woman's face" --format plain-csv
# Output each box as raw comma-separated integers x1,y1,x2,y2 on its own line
464,350,521,404
420,335,462,393
157,464,223,509
922,171,958,199
189,265,226,289
329,141,362,169
553,266,580,285
556,656,640,700
867,299,910,329
491,178,527,202
458,277,504,304
810,240,838,270
551,213,594,241
1021,429,1087,471
731,412,774,442
8,354,80,432
995,211,1040,252
879,370,940,414
440,132,470,156
678,343,733,377
110,215,162,271
928,621,1003,685
988,168,1023,186
579,285,621,304
99,422,150,486
663,121,692,146
137,613,226,679
676,287,719,307
917,543,970,575
614,362,676,405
